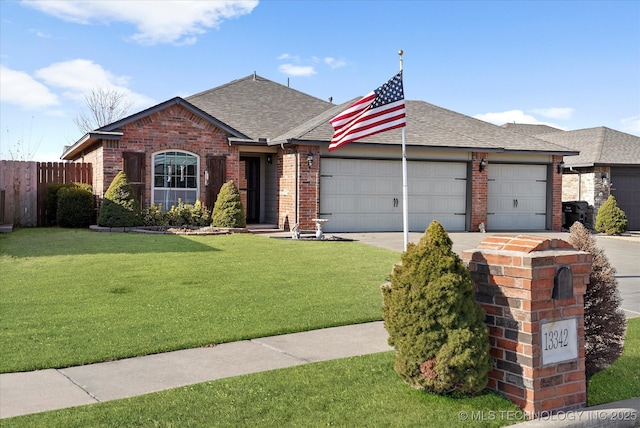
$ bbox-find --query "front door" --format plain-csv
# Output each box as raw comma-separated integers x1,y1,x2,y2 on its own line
241,157,260,223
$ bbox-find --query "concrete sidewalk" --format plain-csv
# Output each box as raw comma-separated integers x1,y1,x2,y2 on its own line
0,322,393,419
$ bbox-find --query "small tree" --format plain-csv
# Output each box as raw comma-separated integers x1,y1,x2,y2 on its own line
595,195,628,235
382,221,492,395
74,87,134,134
211,181,246,228
97,171,141,227
568,221,626,380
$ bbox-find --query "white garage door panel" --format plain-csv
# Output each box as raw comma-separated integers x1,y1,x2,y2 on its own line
320,159,467,232
488,164,547,230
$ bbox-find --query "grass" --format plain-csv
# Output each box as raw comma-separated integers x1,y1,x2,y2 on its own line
2,352,524,428
4,320,639,427
2,228,638,427
0,228,400,373
587,316,640,406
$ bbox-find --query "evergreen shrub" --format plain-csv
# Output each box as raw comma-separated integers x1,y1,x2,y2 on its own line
568,221,626,379
46,182,92,226
595,195,627,235
382,221,492,395
56,185,95,228
97,171,141,228
211,180,246,228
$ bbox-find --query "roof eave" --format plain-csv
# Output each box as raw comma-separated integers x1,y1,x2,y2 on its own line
61,131,124,160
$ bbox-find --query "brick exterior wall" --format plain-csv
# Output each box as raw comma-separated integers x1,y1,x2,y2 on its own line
277,146,319,231
470,152,488,232
462,235,591,417
73,104,239,209
551,156,564,231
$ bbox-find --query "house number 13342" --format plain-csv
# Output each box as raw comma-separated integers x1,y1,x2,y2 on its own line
543,328,569,350
541,318,578,365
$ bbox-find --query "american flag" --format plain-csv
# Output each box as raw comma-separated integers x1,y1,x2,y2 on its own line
329,71,406,151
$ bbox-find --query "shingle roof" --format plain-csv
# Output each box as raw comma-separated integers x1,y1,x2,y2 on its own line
273,99,577,154
185,73,333,141
501,123,564,136
534,127,640,166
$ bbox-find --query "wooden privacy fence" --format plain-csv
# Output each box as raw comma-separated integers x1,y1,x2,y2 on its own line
0,161,92,227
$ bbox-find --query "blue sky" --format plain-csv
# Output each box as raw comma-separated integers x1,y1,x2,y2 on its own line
1,0,639,161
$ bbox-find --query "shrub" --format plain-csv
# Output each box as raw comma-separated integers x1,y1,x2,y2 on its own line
46,182,93,226
142,203,168,227
595,195,628,235
142,200,211,227
382,221,492,395
568,221,626,380
211,180,246,228
97,171,141,228
56,185,95,228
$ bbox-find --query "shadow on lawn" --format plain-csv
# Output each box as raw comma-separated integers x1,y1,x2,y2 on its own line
0,228,220,257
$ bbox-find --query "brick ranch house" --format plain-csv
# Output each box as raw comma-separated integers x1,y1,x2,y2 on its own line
503,123,640,230
61,73,578,233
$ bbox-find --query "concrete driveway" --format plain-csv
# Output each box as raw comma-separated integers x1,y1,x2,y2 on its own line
336,231,640,319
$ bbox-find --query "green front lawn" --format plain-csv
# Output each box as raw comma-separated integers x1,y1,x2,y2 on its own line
4,318,639,427
0,228,400,373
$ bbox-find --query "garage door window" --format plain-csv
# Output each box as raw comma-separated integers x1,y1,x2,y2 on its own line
152,151,199,209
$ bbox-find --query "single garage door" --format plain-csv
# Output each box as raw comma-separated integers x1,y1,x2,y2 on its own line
320,159,467,232
611,167,640,230
487,164,548,230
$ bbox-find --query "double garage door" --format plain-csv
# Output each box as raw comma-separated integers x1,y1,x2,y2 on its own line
320,159,467,232
320,159,549,233
611,167,640,230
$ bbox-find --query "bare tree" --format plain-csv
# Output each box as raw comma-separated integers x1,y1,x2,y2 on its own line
74,87,135,134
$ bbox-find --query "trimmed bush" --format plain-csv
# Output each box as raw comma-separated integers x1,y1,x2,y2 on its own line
211,181,246,228
56,186,95,228
142,200,211,227
97,171,141,228
382,221,492,395
142,203,168,227
595,195,628,235
568,221,626,380
46,182,92,226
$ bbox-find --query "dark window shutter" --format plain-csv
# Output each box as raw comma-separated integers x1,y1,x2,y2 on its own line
206,156,226,210
123,152,146,207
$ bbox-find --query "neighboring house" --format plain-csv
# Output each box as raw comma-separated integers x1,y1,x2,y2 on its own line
503,124,640,230
61,73,577,233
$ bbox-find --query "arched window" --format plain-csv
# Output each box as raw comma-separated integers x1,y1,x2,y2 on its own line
152,151,199,210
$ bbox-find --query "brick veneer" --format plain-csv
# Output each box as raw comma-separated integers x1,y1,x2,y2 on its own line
461,235,591,417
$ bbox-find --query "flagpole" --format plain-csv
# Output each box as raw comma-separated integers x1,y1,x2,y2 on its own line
399,50,409,252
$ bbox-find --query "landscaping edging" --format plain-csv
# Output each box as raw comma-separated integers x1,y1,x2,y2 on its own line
89,225,248,235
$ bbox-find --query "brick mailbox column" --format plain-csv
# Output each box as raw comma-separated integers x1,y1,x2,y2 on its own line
461,235,592,417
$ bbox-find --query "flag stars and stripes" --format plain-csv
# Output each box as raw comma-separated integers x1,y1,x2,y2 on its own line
329,71,406,151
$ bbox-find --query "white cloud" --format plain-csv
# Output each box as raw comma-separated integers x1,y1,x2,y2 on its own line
474,109,540,125
278,64,316,77
324,57,346,69
621,115,640,135
0,64,60,109
532,107,574,120
474,109,565,129
22,0,259,45
277,53,299,61
34,59,154,108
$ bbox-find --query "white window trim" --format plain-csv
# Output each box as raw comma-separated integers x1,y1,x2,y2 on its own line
151,149,200,209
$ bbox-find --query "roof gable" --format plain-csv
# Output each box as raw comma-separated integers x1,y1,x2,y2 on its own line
186,74,334,141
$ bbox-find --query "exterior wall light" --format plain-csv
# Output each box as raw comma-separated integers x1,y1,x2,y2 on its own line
479,158,487,172
307,153,314,168
601,173,609,187
557,161,565,174
266,155,272,164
